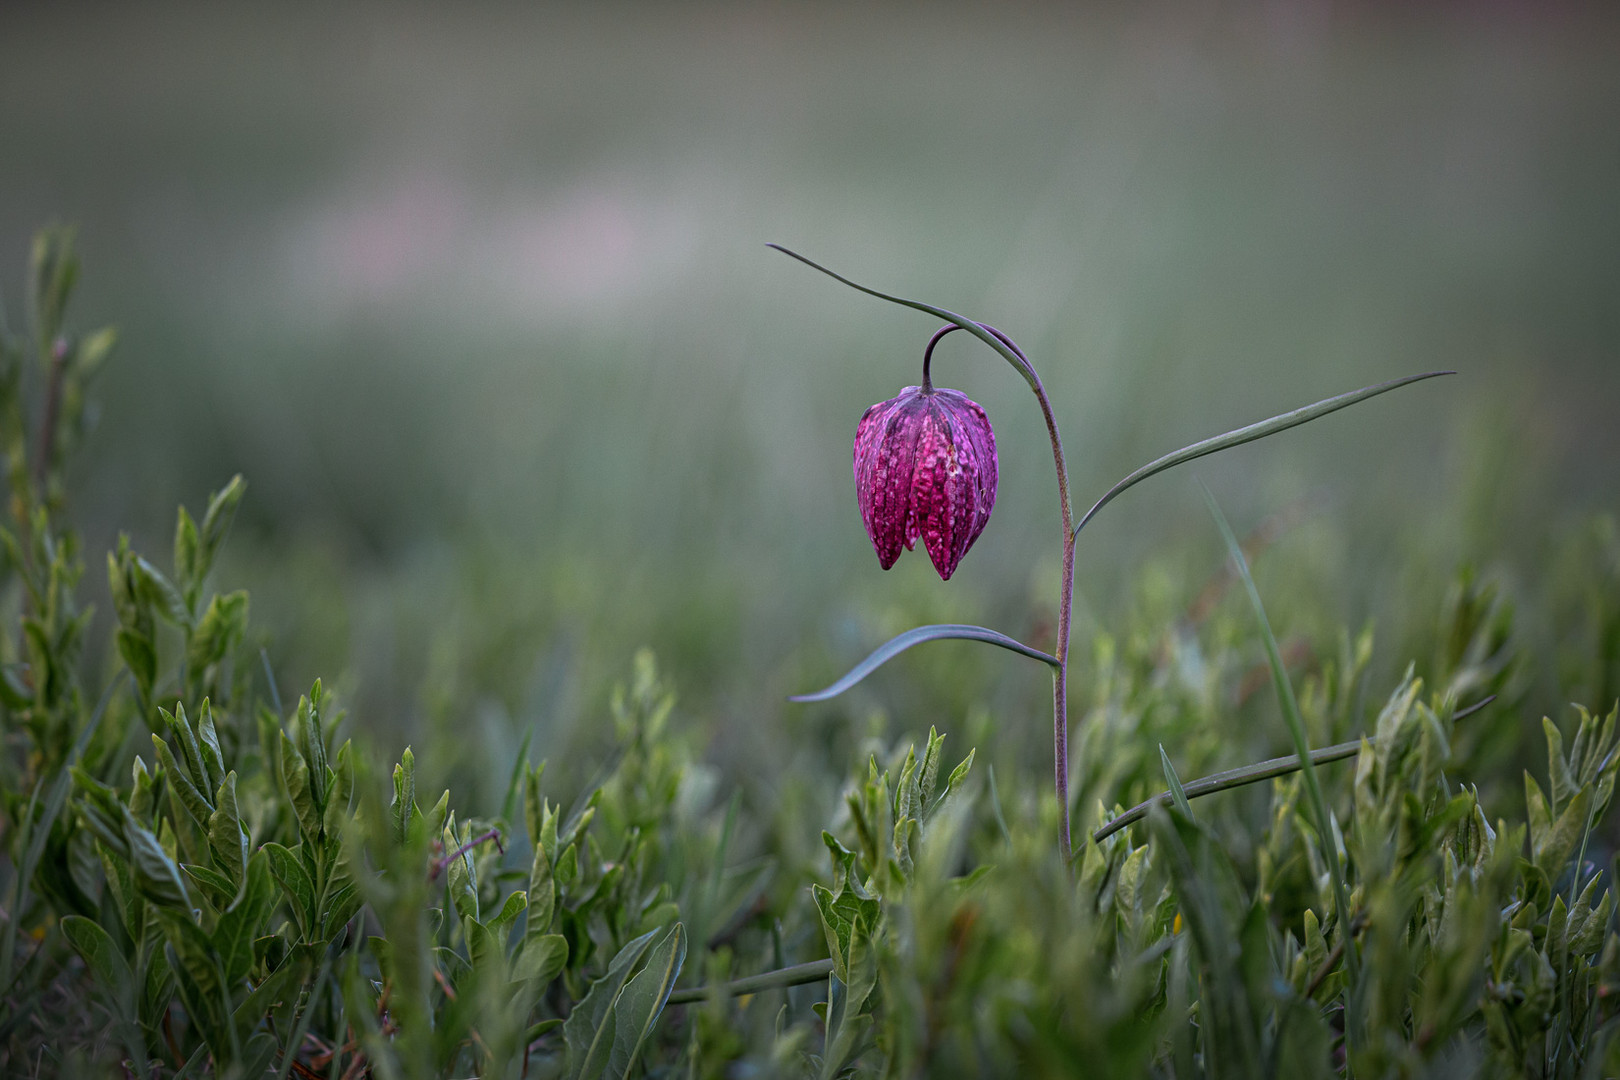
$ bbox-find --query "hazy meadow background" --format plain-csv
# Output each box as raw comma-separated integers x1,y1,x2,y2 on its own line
2,1,1617,806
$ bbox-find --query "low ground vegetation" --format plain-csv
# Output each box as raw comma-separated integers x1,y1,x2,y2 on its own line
2,230,1619,1078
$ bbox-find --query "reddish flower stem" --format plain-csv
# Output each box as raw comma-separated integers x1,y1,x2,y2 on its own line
924,323,1076,861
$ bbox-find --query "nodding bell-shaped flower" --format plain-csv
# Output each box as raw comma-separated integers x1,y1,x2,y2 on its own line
853,384,997,581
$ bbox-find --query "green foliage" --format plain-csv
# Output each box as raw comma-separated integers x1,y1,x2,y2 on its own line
2,229,1619,1080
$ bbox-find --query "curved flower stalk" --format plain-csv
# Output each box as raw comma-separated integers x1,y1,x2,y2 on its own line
774,242,1450,861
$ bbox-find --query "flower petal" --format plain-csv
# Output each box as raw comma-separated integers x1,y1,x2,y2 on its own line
854,390,925,569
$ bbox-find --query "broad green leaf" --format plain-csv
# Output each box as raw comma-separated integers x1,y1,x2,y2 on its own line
61,915,134,1015
182,863,238,910
790,623,1058,703
523,762,548,848
563,928,658,1080
131,555,188,626
1273,994,1334,1079
263,842,315,939
321,877,363,938
1525,773,1552,853
198,474,245,570
918,727,945,808
207,771,246,885
151,733,210,864
279,732,319,843
115,628,156,703
173,504,200,596
607,923,687,1080
528,842,555,935
1545,716,1576,813
812,884,880,984
161,704,211,798
213,850,276,985
446,823,479,923
822,832,857,894
392,746,416,844
158,917,232,1061
942,749,975,803
300,683,329,804
195,700,225,791
322,740,353,841
127,818,191,910
1534,784,1593,874
188,591,248,676
489,889,528,937
515,933,569,987
556,842,579,887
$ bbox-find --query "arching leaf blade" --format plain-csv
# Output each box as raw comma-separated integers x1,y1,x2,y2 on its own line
1074,371,1453,539
766,243,1038,391
790,624,1059,704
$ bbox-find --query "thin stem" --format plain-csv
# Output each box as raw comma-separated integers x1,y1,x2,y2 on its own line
430,828,503,881
921,325,952,391
916,320,1076,861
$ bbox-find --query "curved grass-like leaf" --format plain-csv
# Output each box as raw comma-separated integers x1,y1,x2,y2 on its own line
1073,371,1452,540
1201,482,1360,992
1092,696,1493,844
767,244,1040,392
790,624,1059,704
665,958,835,1006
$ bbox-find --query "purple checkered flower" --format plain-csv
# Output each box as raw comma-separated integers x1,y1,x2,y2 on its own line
853,384,997,581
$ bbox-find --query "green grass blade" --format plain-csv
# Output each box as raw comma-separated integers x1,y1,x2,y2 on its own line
1160,745,1193,818
790,624,1059,704
1074,371,1452,540
767,243,1039,392
1199,481,1360,984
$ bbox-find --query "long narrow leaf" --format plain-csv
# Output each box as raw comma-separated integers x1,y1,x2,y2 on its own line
790,624,1059,704
1074,372,1451,539
1201,483,1361,993
666,959,835,1005
1093,696,1494,843
767,244,1040,392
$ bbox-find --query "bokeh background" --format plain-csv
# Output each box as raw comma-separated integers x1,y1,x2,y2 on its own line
2,2,1617,805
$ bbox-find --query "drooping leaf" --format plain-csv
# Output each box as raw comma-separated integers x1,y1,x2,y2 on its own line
790,623,1058,704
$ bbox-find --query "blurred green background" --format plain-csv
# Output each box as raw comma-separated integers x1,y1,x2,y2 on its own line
2,2,1617,803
